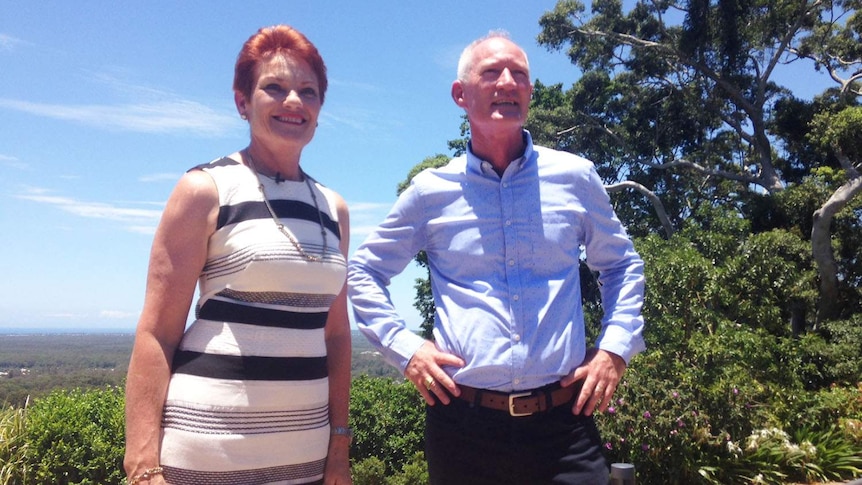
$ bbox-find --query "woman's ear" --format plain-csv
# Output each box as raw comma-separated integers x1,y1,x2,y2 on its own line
234,91,248,120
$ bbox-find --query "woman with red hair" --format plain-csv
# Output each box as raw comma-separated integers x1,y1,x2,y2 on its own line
124,25,352,485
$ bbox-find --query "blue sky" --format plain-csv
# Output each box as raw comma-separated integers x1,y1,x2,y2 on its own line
0,1,587,331
0,1,833,331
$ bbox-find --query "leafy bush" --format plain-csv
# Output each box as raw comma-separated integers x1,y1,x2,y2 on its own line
353,452,429,485
349,375,426,476
23,386,125,485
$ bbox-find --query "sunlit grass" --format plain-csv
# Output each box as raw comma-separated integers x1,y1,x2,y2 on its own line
0,399,30,485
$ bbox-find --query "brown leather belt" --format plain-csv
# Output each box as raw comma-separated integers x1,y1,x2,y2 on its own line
458,384,577,417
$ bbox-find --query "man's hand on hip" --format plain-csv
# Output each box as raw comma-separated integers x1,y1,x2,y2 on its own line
563,348,627,416
405,341,465,405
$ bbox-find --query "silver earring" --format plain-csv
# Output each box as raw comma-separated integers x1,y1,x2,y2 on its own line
240,114,248,120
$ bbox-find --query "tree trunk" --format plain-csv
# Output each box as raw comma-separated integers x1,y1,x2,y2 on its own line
811,174,862,324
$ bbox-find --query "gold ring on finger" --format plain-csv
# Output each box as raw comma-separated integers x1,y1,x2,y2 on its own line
424,376,436,390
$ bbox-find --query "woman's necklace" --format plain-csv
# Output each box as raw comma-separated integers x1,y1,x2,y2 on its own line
245,151,328,262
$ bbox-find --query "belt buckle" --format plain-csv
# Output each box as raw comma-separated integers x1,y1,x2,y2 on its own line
508,391,533,417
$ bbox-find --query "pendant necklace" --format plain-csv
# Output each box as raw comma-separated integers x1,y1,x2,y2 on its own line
245,151,328,262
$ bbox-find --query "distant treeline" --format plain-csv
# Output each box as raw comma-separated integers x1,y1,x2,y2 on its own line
0,331,400,407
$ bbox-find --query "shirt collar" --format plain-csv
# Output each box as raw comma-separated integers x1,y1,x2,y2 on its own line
467,130,536,177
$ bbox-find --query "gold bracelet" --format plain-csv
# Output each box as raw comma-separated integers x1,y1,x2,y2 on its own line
128,466,163,485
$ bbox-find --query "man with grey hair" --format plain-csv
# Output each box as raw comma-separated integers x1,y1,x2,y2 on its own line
348,31,645,484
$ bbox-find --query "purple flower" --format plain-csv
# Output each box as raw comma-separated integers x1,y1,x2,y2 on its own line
605,442,613,450
607,406,616,414
641,443,650,451
672,391,679,398
733,387,739,395
643,411,652,419
677,419,685,428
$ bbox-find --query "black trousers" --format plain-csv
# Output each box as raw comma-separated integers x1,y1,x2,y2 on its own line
424,393,610,485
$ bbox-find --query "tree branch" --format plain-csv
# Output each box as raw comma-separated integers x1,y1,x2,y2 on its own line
606,180,675,239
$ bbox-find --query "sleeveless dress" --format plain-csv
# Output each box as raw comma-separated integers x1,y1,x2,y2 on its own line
159,156,346,485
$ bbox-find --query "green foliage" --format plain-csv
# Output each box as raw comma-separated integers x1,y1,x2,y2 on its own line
23,386,125,485
809,106,862,162
815,315,862,385
352,456,387,484
352,452,429,485
597,347,862,484
395,154,450,196
0,404,31,485
600,221,862,483
349,375,425,477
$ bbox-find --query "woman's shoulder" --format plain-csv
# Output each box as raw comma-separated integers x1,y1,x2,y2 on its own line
188,152,243,174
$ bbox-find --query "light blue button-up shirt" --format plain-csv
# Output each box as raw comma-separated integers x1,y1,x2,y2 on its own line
348,132,645,392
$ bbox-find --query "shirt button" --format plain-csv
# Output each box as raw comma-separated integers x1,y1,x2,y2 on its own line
508,259,515,266
505,219,512,226
513,378,521,385
513,334,521,342
513,294,520,301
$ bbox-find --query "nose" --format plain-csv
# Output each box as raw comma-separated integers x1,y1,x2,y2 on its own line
283,89,302,106
497,68,517,87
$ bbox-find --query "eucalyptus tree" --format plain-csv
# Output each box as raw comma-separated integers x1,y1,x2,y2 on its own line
531,0,861,324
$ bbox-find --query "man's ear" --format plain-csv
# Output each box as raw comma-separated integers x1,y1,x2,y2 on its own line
451,81,466,108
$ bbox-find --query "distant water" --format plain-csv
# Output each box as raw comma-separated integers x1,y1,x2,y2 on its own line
0,327,135,335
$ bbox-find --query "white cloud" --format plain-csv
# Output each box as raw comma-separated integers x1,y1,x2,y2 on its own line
344,200,394,241
348,201,393,213
100,310,138,319
16,188,162,234
0,97,239,137
0,33,25,52
0,154,27,170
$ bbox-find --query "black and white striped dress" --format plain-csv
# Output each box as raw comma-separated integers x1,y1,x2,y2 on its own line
159,155,346,485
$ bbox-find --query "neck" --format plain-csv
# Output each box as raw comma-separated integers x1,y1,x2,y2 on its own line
469,127,526,174
244,146,303,181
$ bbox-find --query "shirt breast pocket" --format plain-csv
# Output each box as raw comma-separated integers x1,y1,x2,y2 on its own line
530,210,582,268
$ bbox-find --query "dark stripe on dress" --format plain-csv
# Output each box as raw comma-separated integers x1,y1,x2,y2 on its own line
197,299,328,329
163,404,329,435
188,156,239,173
216,200,340,237
172,351,328,381
163,460,325,485
217,288,337,308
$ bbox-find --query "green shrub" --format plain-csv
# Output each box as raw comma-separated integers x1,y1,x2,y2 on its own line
349,375,425,476
352,452,429,485
23,386,125,485
352,456,388,485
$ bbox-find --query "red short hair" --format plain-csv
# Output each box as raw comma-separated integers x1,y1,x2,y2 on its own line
233,25,328,104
